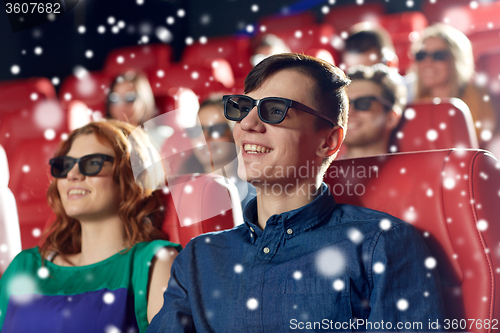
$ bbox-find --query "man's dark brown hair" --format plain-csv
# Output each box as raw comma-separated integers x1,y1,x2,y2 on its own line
244,53,350,131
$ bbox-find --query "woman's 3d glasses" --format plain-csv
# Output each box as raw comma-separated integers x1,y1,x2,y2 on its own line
108,92,137,104
349,96,393,111
414,50,450,62
49,154,115,178
186,123,230,139
222,95,336,125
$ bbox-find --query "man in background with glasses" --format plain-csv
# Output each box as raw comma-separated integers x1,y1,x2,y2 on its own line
341,64,406,159
148,54,444,333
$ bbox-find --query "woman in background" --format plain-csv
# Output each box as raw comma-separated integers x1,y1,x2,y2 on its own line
0,120,180,333
411,23,496,146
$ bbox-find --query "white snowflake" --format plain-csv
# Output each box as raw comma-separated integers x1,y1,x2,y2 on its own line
404,108,416,120
37,267,49,279
477,220,488,231
347,228,364,244
251,4,259,12
246,298,258,310
373,262,385,274
177,9,186,18
293,271,302,280
11,65,20,75
379,219,391,230
77,25,86,34
103,292,115,304
315,247,346,277
425,257,437,269
234,264,243,274
397,299,409,311
333,279,345,291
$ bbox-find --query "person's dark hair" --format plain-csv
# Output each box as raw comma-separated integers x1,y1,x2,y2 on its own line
347,63,407,115
244,53,350,131
344,24,396,64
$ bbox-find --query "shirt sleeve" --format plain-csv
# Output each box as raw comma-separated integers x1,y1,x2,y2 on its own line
367,222,446,331
146,247,196,333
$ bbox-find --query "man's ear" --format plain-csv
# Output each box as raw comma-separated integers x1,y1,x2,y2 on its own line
317,125,344,158
385,110,401,131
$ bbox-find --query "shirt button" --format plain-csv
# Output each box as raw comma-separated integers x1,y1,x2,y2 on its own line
287,228,293,235
263,247,270,254
250,227,255,232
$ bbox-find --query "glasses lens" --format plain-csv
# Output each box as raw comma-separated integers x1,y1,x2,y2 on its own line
225,96,253,120
433,51,448,61
81,155,105,176
260,99,288,123
50,157,75,178
109,92,120,104
125,92,137,103
185,126,202,138
208,124,229,139
415,51,427,61
353,97,374,111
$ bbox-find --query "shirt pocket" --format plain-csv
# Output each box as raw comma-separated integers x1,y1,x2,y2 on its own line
281,276,353,332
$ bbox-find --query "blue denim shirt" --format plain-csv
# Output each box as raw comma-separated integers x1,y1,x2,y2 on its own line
148,184,446,332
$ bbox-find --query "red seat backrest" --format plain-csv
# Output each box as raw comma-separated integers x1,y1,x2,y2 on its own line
0,82,66,249
58,71,114,116
328,149,500,329
421,0,470,24
378,12,428,74
323,2,385,34
103,44,173,76
149,64,227,102
0,77,56,114
258,12,316,33
181,36,253,81
0,144,22,275
393,98,479,153
255,23,339,64
161,173,242,247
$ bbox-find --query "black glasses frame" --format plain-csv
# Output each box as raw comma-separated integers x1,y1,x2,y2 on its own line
108,91,138,104
222,95,336,126
349,96,393,111
414,50,450,62
49,154,115,178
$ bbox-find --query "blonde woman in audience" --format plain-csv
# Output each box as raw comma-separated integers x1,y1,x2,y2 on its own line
411,23,496,146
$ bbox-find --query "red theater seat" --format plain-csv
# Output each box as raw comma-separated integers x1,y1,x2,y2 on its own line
258,12,316,33
255,24,339,64
393,98,479,153
103,44,173,76
181,36,253,83
421,0,470,24
161,173,243,247
58,71,113,116
0,94,66,249
0,77,56,114
323,2,385,33
328,149,500,330
0,145,22,275
378,12,428,74
149,63,228,102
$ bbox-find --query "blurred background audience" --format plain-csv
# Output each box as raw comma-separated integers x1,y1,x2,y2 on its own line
342,64,406,159
184,96,256,209
410,23,497,146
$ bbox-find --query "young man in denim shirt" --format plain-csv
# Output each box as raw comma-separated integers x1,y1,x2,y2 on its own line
148,54,446,332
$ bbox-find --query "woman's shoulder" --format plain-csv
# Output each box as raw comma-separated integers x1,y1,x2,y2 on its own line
129,240,181,260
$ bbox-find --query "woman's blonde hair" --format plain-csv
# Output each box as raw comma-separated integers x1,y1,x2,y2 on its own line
411,23,475,98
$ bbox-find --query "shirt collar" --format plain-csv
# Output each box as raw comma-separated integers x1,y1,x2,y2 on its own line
243,183,337,243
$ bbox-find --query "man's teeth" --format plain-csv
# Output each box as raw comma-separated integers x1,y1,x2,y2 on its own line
68,189,90,195
243,144,274,154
